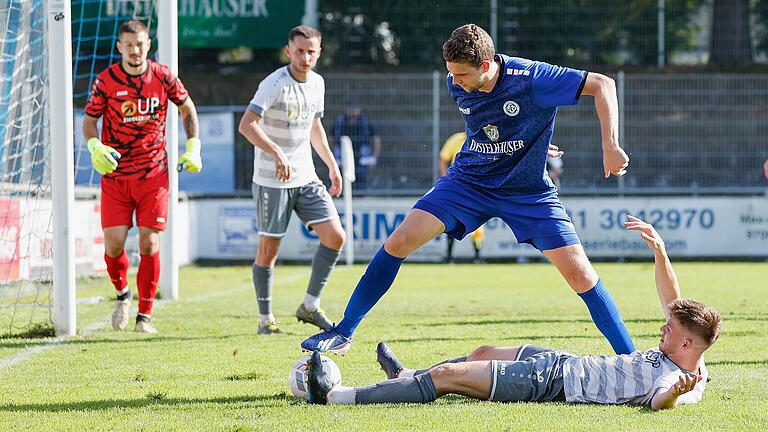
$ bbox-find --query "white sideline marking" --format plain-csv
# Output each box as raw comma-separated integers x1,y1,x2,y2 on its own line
0,337,67,369
0,271,310,370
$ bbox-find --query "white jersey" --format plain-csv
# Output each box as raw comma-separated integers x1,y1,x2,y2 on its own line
248,66,325,188
562,348,708,405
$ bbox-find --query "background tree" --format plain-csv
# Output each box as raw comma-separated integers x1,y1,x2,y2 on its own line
710,0,753,65
317,0,735,69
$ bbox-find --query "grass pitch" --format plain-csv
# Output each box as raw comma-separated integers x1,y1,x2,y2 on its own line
0,262,766,431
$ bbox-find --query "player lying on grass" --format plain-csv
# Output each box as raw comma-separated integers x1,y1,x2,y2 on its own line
305,216,722,410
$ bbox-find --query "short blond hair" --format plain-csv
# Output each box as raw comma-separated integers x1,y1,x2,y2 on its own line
669,298,722,349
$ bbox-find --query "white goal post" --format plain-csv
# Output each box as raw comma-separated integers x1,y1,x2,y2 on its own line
340,135,355,266
157,0,179,301
45,0,181,335
48,0,76,336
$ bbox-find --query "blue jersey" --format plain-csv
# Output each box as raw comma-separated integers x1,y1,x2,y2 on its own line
446,55,586,193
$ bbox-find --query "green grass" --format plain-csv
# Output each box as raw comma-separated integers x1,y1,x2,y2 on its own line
0,262,766,431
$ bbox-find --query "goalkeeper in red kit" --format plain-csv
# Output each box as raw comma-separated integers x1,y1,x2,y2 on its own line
82,20,202,334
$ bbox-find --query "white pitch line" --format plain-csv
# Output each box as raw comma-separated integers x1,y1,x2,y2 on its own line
0,337,67,369
0,271,310,370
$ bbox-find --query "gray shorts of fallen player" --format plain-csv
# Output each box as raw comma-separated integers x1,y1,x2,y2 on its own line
489,344,575,403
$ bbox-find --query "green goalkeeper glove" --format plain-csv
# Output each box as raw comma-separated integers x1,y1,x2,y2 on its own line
177,137,203,173
87,137,120,176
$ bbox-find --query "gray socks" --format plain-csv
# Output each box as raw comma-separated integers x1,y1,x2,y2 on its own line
354,374,438,404
252,264,273,315
306,244,341,298
253,244,338,318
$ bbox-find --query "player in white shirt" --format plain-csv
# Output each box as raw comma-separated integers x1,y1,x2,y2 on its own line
306,216,722,410
239,26,344,335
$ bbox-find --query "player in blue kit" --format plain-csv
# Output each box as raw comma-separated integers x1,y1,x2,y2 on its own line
302,24,633,356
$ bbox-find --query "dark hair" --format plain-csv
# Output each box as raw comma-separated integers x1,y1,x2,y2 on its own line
119,20,148,37
669,298,722,349
289,25,321,42
442,24,495,66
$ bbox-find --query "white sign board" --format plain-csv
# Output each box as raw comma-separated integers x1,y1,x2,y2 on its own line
177,112,235,192
73,111,235,192
190,196,768,261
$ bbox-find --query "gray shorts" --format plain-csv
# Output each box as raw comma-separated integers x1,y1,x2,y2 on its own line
252,180,339,237
489,344,573,403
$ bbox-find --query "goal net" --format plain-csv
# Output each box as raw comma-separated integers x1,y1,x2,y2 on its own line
0,0,157,337
0,0,54,337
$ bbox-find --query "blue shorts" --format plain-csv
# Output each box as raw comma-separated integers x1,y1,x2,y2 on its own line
413,176,579,251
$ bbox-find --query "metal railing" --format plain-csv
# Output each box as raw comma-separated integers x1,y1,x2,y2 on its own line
208,72,768,196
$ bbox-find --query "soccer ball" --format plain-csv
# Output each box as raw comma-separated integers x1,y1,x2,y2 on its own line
288,354,342,398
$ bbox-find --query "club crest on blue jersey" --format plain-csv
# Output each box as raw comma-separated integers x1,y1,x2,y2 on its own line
445,54,586,192
482,124,499,141
503,101,520,116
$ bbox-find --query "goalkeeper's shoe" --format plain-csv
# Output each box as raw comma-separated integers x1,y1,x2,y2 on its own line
257,320,283,335
306,351,336,405
300,326,352,356
376,341,405,379
111,291,132,330
295,304,333,331
134,315,157,334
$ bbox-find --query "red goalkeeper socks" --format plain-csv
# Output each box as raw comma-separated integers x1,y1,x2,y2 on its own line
104,251,129,292
137,252,160,316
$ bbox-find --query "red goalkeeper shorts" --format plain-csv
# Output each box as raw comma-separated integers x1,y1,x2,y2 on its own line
100,171,169,231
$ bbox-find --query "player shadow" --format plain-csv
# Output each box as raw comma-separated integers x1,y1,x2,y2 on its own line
0,393,297,413
0,333,256,349
385,332,665,345
706,359,768,366
423,317,665,327
421,396,653,412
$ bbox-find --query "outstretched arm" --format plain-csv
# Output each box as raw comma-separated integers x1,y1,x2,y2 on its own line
624,215,680,320
581,73,628,178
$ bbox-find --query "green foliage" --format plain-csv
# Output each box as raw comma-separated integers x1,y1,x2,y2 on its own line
753,0,768,55
0,263,765,430
318,0,707,68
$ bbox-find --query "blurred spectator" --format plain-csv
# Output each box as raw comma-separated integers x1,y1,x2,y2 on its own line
332,104,381,191
764,159,768,179
547,155,564,190
439,131,484,263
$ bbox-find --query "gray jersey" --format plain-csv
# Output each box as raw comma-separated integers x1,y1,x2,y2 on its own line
248,66,324,188
562,348,708,405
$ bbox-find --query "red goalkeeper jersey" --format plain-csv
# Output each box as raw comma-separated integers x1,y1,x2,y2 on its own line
85,60,189,180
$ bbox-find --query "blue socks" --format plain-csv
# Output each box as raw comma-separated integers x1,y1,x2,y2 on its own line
335,246,405,338
333,247,635,358
578,279,636,354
